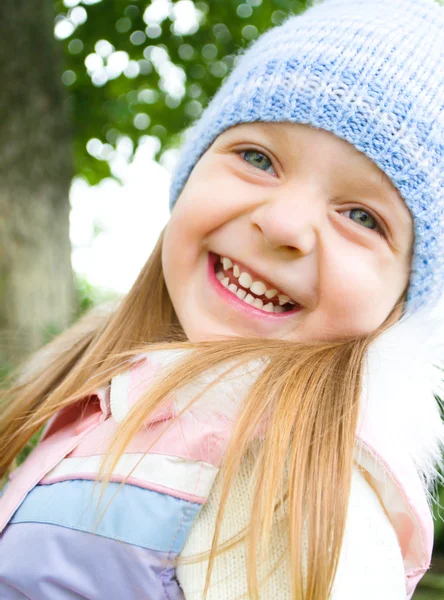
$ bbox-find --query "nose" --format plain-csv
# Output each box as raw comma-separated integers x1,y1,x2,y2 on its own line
251,186,323,255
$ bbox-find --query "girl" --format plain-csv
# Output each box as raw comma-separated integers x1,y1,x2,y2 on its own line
1,0,444,598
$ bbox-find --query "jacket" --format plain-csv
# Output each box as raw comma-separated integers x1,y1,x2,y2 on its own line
0,308,443,599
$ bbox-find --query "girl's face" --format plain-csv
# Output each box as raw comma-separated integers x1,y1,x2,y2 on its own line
162,122,414,342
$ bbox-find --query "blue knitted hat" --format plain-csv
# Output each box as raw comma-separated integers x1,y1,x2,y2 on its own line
169,0,444,313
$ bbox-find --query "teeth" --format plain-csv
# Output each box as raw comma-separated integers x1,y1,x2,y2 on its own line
217,255,298,313
222,257,233,270
238,272,253,288
250,281,267,296
278,295,291,305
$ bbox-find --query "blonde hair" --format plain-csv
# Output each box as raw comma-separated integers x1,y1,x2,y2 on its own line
0,231,405,600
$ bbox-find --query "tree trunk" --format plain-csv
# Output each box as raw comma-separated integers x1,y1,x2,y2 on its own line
0,0,75,368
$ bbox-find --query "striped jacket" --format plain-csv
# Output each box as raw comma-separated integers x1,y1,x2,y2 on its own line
0,308,442,599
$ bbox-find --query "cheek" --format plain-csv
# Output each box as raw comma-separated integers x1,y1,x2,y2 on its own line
170,188,222,246
161,185,219,298
172,157,258,234
164,182,212,262
318,248,403,335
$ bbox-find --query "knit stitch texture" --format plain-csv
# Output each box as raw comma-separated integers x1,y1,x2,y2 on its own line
169,0,444,313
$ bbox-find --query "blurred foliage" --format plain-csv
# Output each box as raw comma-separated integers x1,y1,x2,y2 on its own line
54,0,309,185
74,272,119,318
416,573,444,599
432,485,444,550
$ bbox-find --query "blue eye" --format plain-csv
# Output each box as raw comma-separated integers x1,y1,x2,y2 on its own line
347,208,384,236
241,150,275,175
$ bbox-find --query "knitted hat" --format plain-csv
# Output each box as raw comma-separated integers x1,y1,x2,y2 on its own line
169,0,444,314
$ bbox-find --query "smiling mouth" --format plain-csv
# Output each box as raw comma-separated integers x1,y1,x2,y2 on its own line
212,253,301,315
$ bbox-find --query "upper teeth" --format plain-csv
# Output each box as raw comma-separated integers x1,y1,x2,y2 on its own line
222,257,233,270
238,272,253,289
216,255,297,314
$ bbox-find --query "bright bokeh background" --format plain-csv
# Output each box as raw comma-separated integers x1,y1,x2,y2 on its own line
70,136,178,294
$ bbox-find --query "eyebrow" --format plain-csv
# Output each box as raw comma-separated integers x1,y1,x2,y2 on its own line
260,123,293,150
